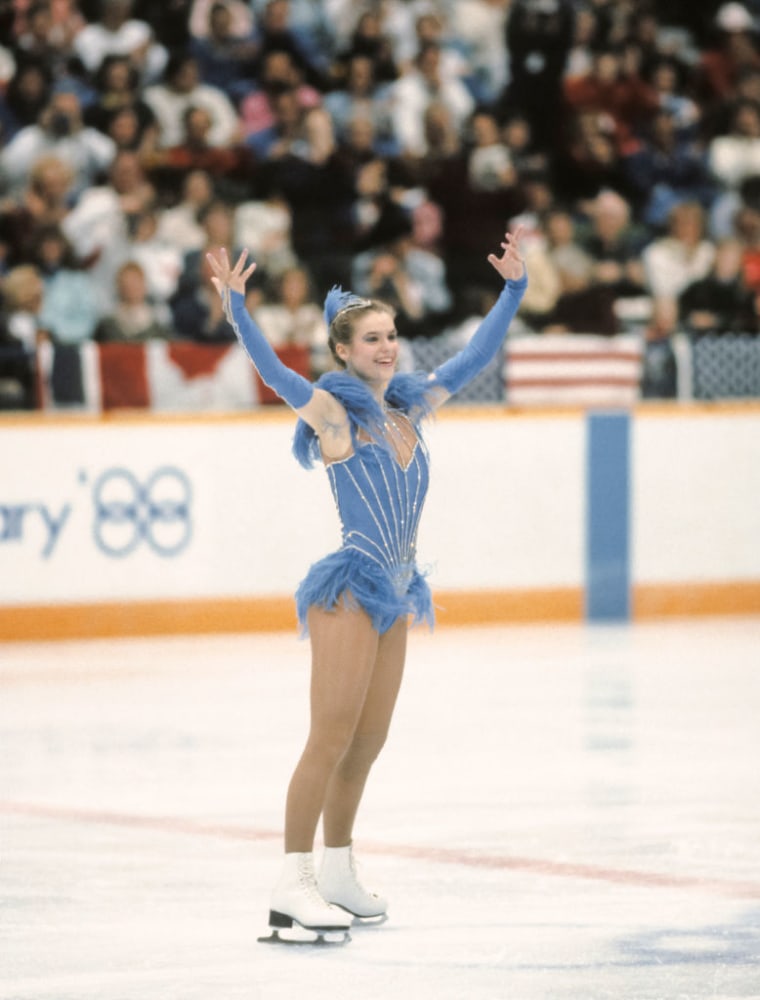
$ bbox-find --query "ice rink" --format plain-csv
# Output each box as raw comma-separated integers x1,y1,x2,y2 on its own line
1,617,759,1000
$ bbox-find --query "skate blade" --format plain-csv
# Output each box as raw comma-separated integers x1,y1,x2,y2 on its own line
257,926,351,946
351,912,388,927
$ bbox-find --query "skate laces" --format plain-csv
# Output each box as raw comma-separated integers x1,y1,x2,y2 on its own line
347,849,377,899
298,857,333,907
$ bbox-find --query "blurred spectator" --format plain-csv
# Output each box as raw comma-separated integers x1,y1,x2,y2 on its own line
125,206,183,315
412,9,472,84
467,108,517,193
696,2,760,106
390,42,475,159
554,109,633,205
642,200,716,313
504,0,575,154
234,192,297,275
11,1,81,77
31,223,100,343
253,263,329,375
250,0,335,61
351,204,452,339
137,0,194,50
323,53,397,156
0,86,116,199
171,196,249,340
188,0,259,102
155,168,214,252
623,108,716,228
641,295,679,397
679,236,758,333
563,41,660,152
246,86,334,165
239,48,322,139
0,59,53,141
94,259,173,341
334,9,399,86
731,185,760,291
142,51,241,149
141,103,254,202
564,2,597,79
61,149,156,311
704,64,760,136
708,96,760,189
417,101,463,168
425,109,525,302
0,262,47,349
645,55,701,137
84,53,159,155
72,0,169,85
252,0,330,88
189,0,253,40
0,265,44,407
580,188,648,320
447,0,509,105
327,152,397,258
541,206,619,334
501,112,549,178
0,154,76,267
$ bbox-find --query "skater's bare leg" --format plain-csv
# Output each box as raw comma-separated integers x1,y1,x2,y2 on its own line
284,601,380,853
322,615,407,847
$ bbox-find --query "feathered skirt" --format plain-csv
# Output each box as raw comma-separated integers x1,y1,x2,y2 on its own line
295,547,434,636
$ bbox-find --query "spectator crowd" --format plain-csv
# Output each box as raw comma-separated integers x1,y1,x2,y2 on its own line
2,0,760,408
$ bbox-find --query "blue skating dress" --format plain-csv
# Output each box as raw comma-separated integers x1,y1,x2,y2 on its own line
292,369,436,635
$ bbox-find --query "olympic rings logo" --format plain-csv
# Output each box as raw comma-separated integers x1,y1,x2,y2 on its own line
92,467,193,557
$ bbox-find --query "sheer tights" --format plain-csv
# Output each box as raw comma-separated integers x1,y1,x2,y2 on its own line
283,602,407,853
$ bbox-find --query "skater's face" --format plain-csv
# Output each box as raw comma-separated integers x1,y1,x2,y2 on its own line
336,310,399,384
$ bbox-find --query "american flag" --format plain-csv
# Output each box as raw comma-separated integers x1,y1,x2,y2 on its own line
504,334,644,407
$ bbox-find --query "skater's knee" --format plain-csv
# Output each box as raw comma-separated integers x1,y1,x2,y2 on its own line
337,730,387,781
304,720,356,771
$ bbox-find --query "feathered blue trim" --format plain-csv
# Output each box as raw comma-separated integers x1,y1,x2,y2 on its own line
323,285,370,327
295,548,434,635
291,370,435,469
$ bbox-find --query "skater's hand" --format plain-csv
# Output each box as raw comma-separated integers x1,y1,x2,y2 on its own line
206,247,257,297
487,225,525,282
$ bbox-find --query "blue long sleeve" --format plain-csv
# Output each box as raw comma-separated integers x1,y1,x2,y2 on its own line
224,289,314,409
433,273,528,395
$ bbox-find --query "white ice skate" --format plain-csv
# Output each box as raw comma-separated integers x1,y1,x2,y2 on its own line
258,852,352,945
318,845,388,922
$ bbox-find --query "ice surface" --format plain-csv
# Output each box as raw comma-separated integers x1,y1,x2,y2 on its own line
1,619,759,999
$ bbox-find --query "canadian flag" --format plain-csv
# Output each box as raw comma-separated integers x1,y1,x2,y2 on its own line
37,341,311,412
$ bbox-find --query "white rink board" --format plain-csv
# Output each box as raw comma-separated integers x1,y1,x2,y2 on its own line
2,406,759,607
633,411,760,582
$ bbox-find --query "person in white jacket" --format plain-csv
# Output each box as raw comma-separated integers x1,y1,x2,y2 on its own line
390,41,475,158
142,52,242,150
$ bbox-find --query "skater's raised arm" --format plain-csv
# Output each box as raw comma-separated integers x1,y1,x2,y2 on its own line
425,226,528,410
207,248,349,441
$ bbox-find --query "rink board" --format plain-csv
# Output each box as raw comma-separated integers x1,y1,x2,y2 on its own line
1,403,759,640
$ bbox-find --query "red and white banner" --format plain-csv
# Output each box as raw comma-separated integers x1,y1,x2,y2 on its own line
37,341,311,412
504,334,644,407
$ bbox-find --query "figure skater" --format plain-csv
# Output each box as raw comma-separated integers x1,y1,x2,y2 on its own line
206,228,526,942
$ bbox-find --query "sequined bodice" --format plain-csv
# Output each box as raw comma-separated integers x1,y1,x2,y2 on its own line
326,422,429,597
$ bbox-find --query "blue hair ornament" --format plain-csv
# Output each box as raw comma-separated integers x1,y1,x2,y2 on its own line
323,285,371,327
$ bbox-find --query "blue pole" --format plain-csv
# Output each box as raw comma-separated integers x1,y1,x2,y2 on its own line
586,412,631,622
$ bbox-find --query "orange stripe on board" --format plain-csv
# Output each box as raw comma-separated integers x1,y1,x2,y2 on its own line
433,587,582,625
0,596,298,643
634,580,760,618
1,582,758,642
